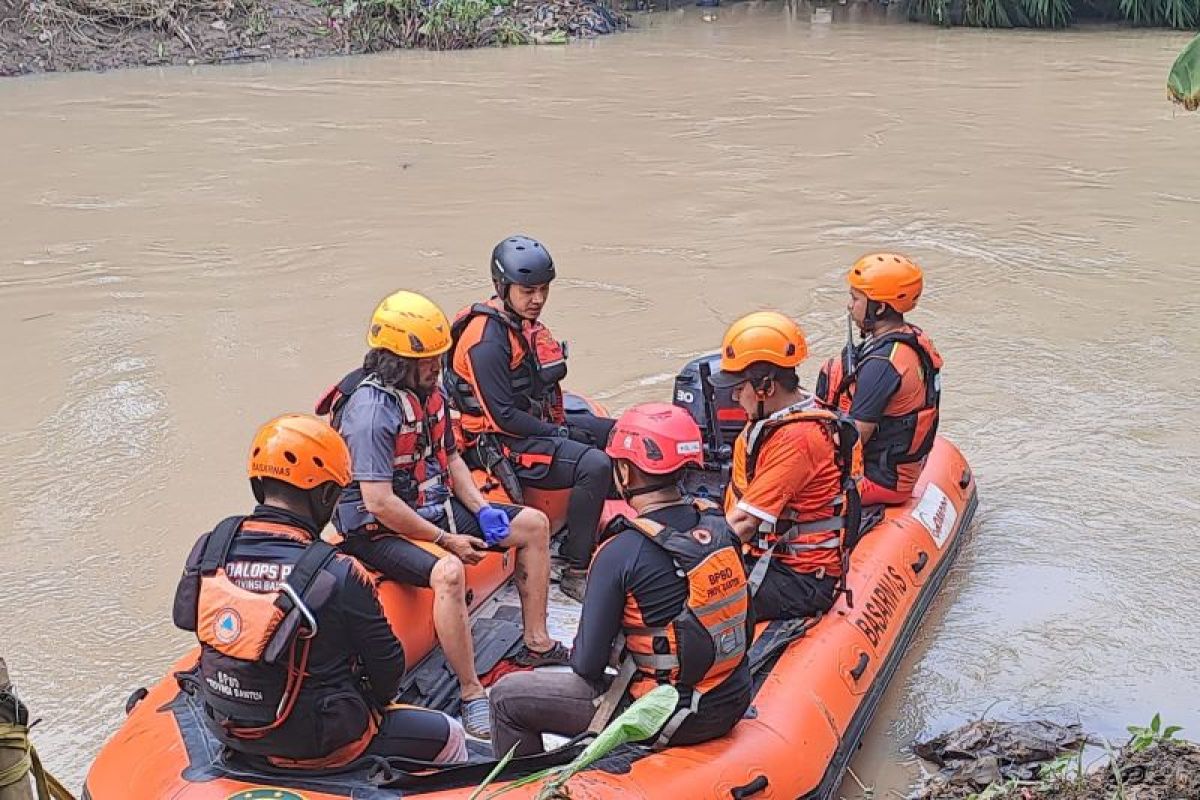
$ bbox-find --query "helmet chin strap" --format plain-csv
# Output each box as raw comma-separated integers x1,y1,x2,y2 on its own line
495,280,516,314
306,484,339,534
752,376,773,421
621,481,675,500
613,463,675,501
862,300,893,334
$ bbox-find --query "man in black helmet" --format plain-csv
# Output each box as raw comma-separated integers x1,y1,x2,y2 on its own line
445,235,614,602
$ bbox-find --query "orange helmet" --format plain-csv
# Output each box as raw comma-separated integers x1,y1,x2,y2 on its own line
848,253,924,313
248,414,351,490
368,291,452,358
709,311,808,388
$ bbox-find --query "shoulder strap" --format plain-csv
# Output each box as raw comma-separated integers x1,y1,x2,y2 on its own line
315,368,367,418
615,514,666,540
611,514,690,557
357,375,423,426
880,329,940,406
198,516,246,574
743,405,832,482
455,302,526,348
284,540,339,599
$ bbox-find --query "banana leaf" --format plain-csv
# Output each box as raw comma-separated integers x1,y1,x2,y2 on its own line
1168,34,1200,111
473,684,680,800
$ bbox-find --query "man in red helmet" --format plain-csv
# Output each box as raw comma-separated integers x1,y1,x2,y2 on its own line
817,254,943,506
489,403,753,754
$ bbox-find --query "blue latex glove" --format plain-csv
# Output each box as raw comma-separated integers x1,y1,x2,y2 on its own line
477,505,511,547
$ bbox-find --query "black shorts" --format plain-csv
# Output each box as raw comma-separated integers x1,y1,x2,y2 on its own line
339,498,523,588
748,556,837,622
364,704,460,762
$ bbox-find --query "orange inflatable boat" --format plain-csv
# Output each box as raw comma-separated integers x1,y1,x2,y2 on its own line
84,356,977,800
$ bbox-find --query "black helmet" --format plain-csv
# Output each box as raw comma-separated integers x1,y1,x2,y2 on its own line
491,235,555,295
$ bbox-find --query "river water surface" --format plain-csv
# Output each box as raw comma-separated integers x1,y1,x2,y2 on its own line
1,7,1198,795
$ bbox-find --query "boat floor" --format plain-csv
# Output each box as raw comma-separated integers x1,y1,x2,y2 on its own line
395,558,585,760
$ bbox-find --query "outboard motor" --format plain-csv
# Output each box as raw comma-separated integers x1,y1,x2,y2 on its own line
672,353,747,453
672,354,747,499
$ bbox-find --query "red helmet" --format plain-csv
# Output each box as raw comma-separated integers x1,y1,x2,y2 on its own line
606,403,705,475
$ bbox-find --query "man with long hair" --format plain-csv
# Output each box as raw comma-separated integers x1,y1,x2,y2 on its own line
318,291,568,740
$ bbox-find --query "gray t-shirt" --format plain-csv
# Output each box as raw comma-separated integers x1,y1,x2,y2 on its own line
333,383,403,534
334,383,458,533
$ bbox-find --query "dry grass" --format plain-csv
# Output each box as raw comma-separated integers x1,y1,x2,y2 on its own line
23,0,243,49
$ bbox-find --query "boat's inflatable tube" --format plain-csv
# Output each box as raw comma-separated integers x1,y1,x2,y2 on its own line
85,434,975,800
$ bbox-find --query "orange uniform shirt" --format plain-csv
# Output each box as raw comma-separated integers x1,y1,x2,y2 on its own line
725,418,844,576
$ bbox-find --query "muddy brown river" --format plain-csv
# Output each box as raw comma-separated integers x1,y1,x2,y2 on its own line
2,6,1198,795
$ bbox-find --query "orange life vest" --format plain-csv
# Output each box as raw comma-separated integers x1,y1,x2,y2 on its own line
728,402,863,580
444,298,568,433
816,325,942,483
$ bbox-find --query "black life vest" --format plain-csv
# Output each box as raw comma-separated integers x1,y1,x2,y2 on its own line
173,516,342,748
610,499,751,743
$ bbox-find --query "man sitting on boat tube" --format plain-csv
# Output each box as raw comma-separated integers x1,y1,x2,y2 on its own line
173,414,468,768
316,290,570,741
444,235,616,604
489,404,753,754
815,254,943,506
709,312,862,622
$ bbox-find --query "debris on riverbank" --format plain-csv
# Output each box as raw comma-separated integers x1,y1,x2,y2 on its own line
910,716,1200,799
0,0,627,76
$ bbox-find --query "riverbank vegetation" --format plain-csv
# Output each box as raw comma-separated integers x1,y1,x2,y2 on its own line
2,0,1196,80
0,0,624,74
911,715,1200,800
907,0,1200,30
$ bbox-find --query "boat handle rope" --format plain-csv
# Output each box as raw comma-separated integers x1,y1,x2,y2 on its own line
0,723,76,800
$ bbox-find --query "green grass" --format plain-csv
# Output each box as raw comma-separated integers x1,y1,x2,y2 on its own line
908,0,1198,27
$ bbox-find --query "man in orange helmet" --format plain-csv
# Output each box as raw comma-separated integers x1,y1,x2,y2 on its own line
173,414,468,769
708,312,861,622
490,404,752,755
816,254,943,506
317,291,568,741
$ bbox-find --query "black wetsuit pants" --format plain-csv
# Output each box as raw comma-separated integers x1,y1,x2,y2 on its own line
501,412,615,569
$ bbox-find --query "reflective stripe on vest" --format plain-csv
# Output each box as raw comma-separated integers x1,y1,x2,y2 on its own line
618,500,750,698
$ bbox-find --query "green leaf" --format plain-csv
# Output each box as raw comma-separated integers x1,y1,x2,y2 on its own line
534,685,679,799
1151,713,1161,733
476,686,679,800
1163,725,1183,740
1168,35,1200,111
470,746,518,800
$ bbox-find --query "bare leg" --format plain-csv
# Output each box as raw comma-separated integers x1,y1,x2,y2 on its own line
430,555,485,700
502,508,554,651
